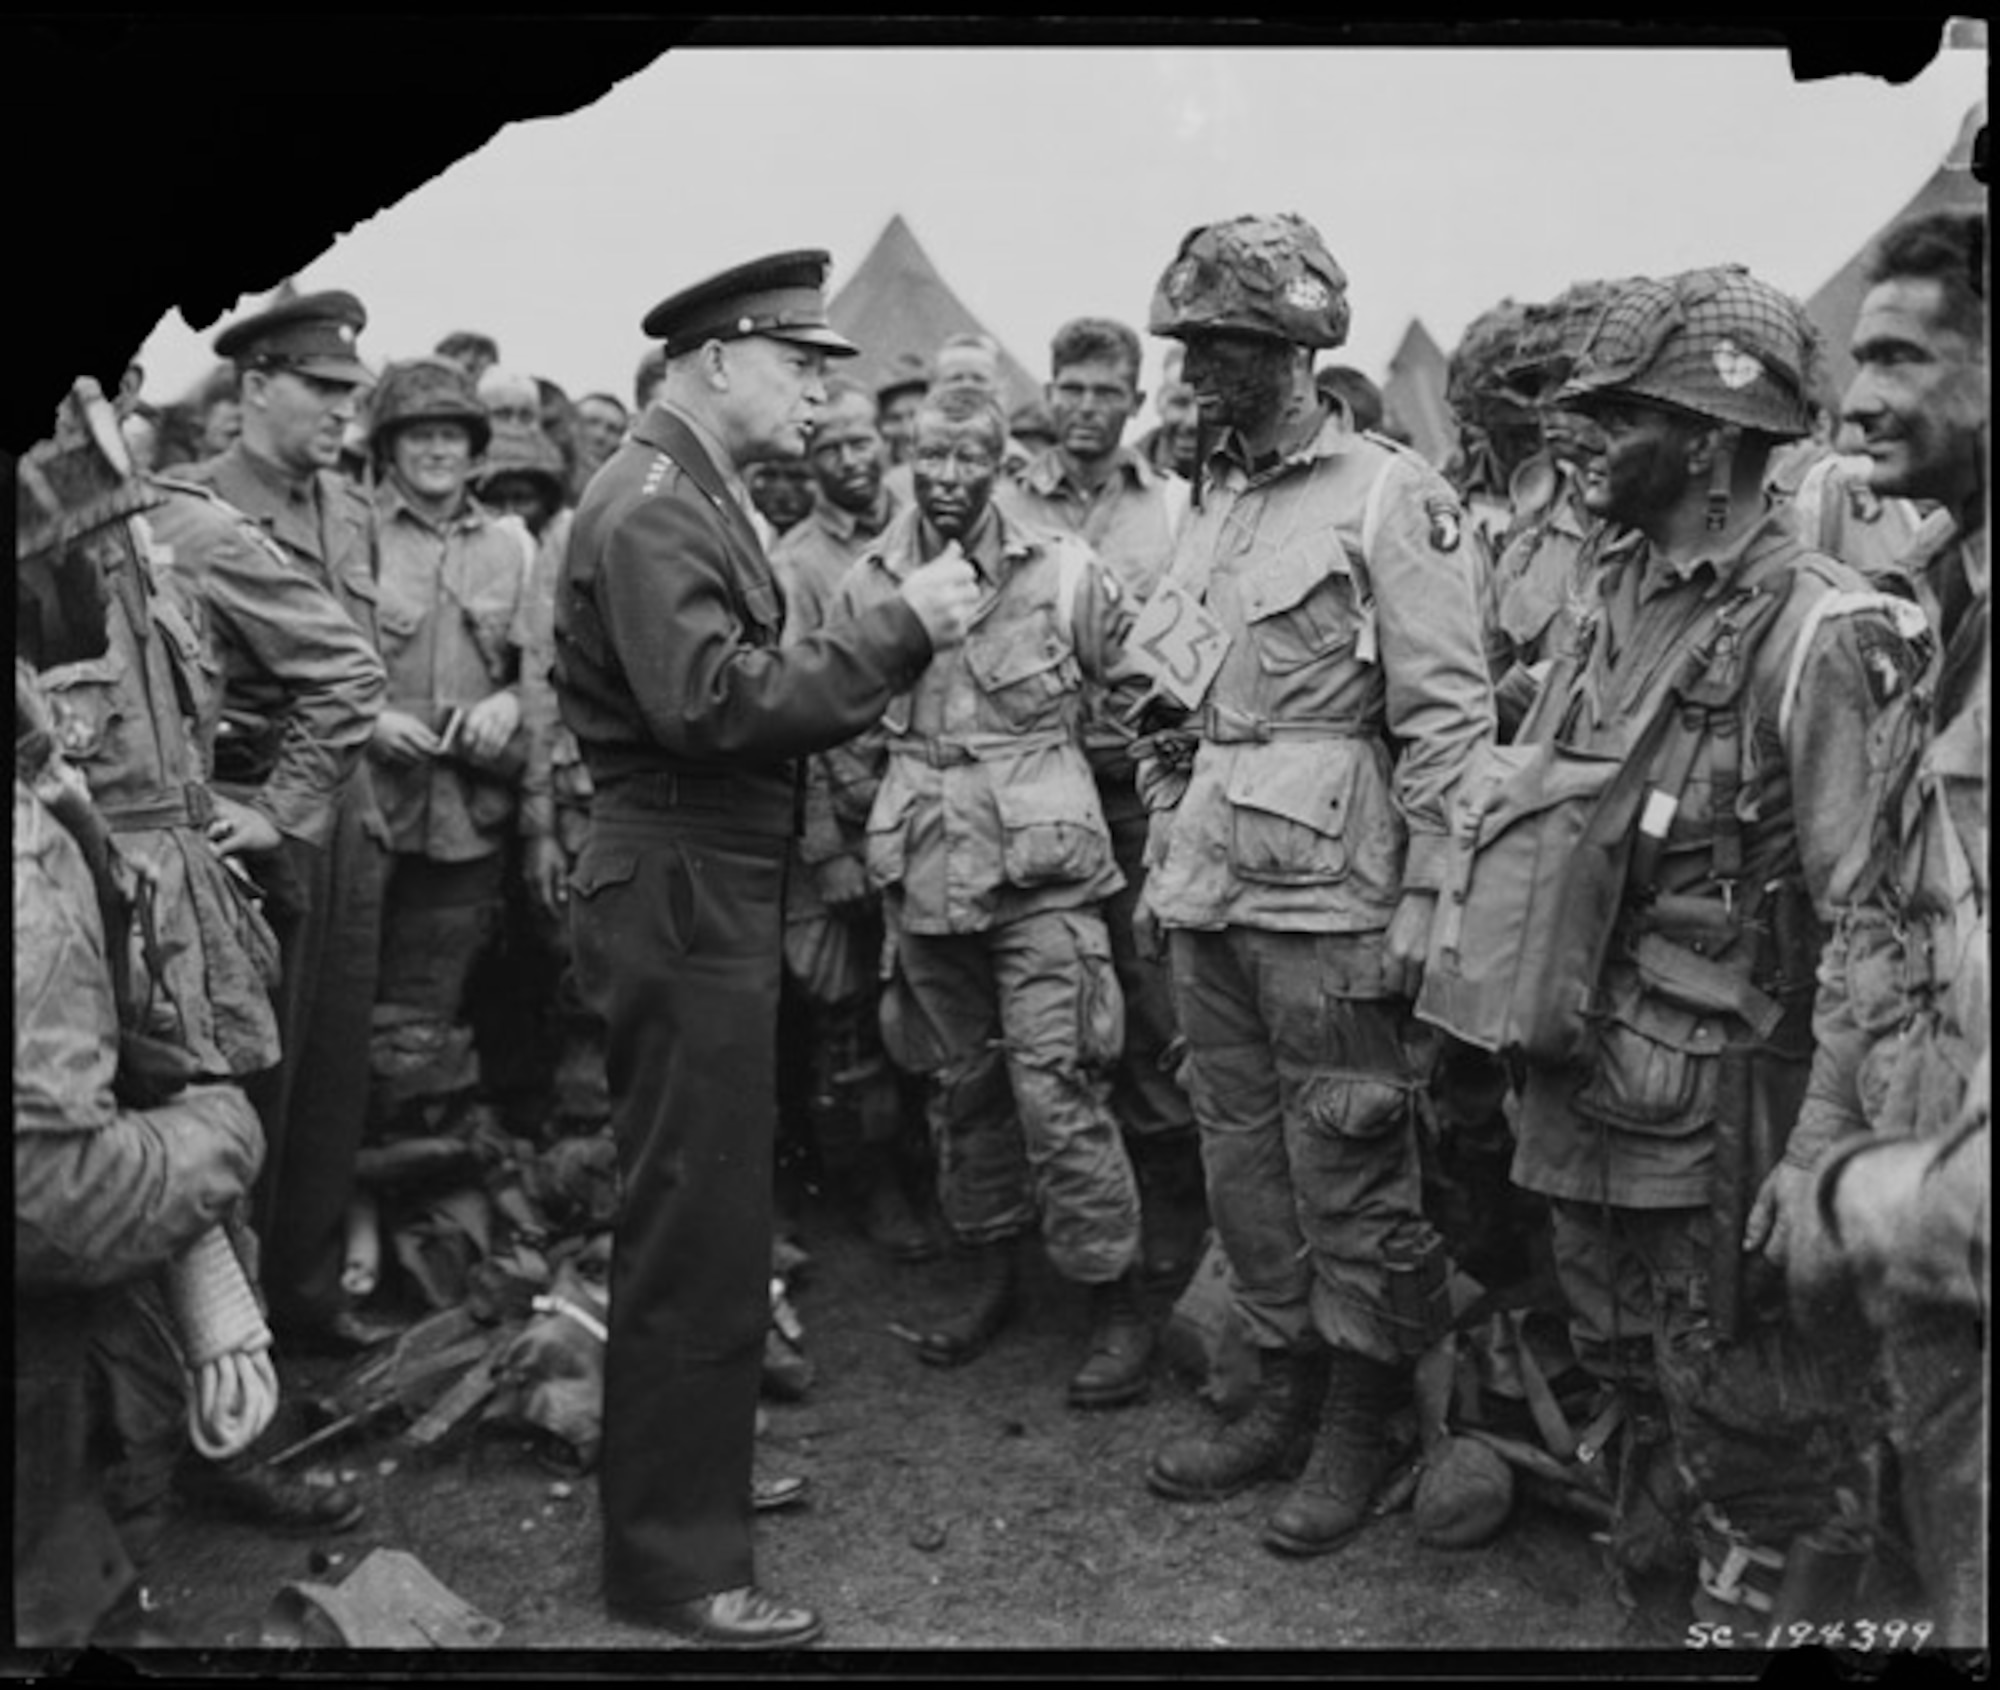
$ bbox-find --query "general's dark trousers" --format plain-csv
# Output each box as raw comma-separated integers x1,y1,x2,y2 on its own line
570,798,789,1612
247,770,389,1331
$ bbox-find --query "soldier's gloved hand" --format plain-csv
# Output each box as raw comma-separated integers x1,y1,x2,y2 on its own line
1383,889,1439,1000
526,835,569,918
373,708,442,766
899,541,982,651
813,853,870,914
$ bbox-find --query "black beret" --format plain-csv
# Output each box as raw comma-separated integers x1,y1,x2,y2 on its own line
641,249,857,360
214,289,371,383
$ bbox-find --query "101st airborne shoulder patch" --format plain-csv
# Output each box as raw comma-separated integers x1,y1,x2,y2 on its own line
1424,493,1462,553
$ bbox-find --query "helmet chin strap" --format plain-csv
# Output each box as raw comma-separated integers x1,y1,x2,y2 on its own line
1705,424,1740,533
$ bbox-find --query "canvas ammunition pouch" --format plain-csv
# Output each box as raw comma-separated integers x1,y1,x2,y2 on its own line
1418,551,1799,1068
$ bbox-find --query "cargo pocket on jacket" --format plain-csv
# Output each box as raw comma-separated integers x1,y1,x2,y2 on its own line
864,779,920,891
993,775,1110,888
964,611,1078,730
1572,986,1721,1134
374,594,425,658
1225,744,1354,885
1240,534,1357,675
37,650,127,767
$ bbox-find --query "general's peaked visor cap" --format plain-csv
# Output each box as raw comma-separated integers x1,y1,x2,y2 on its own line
214,289,371,383
641,249,858,359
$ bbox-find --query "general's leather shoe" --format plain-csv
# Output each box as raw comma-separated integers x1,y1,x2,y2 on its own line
178,1455,366,1536
751,1473,811,1513
622,1585,825,1648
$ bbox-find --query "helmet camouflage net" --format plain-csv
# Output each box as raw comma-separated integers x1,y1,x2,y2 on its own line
1512,278,1635,403
1148,212,1351,349
368,356,493,454
1447,298,1539,428
1556,266,1821,438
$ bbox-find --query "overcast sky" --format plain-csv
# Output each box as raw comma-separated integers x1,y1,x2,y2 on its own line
133,39,1986,411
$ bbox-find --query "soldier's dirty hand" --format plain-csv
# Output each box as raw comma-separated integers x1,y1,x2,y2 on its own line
460,690,522,763
900,541,982,650
207,794,282,857
1132,890,1168,963
814,853,870,914
526,835,569,918
1744,1157,1819,1267
1383,889,1438,1000
373,708,441,766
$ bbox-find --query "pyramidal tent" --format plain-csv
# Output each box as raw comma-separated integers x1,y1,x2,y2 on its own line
1378,318,1455,467
1805,100,1986,400
829,215,1042,415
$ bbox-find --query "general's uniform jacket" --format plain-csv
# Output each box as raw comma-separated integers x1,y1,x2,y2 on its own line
1142,411,1495,936
822,504,1144,936
554,403,932,810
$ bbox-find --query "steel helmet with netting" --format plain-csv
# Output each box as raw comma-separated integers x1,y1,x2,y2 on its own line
368,356,493,455
1555,265,1820,438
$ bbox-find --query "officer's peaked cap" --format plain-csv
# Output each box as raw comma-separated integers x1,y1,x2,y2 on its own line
641,249,858,360
214,289,371,384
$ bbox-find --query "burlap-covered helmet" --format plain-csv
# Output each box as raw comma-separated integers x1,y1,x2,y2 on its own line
471,422,565,504
1556,266,1820,438
1148,213,1350,349
368,356,492,454
1517,278,1632,401
1447,298,1538,425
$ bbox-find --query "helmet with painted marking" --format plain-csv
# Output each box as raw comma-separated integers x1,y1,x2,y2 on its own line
1148,213,1351,350
1556,266,1820,438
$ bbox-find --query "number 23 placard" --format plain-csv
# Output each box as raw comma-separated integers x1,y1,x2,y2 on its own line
1124,578,1230,710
